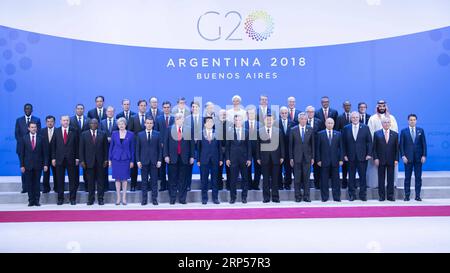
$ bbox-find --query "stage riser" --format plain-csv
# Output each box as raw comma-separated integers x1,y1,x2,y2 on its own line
1,188,449,204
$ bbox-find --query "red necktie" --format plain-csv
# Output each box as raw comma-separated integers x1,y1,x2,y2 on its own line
92,131,96,144
31,135,36,151
63,129,68,144
165,116,169,128
177,127,182,155
290,109,294,120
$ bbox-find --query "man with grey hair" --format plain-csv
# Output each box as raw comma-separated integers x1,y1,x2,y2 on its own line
306,105,323,189
100,106,118,191
279,106,294,189
148,96,162,120
287,96,300,125
246,106,261,190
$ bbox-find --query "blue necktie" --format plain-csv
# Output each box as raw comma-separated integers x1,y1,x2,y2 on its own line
301,127,305,142
328,130,332,146
108,119,112,132
141,115,145,128
78,117,82,128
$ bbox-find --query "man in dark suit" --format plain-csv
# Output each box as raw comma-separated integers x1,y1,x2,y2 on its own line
316,118,344,202
136,118,162,206
358,102,371,125
342,112,373,201
15,103,41,193
70,104,90,193
257,115,284,203
336,101,352,189
400,114,427,201
215,109,231,190
128,99,150,191
225,114,252,204
116,98,136,129
79,119,109,205
256,95,272,124
185,101,203,191
373,117,399,201
315,96,338,129
197,117,222,204
164,113,195,204
87,95,107,121
289,112,315,202
41,115,57,193
148,96,163,121
52,116,79,205
306,106,324,189
279,107,294,190
245,107,261,190
172,97,191,117
287,96,301,125
155,101,174,191
19,121,48,206
100,106,118,191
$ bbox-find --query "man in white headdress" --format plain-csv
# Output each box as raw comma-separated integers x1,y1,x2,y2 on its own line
367,100,400,188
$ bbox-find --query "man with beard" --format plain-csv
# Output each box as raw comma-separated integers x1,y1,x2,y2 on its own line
367,100,399,189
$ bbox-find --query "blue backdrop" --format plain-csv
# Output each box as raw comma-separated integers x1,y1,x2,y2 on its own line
1,25,450,175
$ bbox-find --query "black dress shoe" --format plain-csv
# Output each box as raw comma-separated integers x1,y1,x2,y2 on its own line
349,196,355,202
387,198,395,202
295,198,302,202
70,201,76,205
34,203,41,207
28,202,34,207
229,199,236,204
415,197,422,201
263,199,270,203
141,201,147,206
334,199,341,202
404,197,410,201
213,200,220,204
303,197,311,202
57,200,64,205
321,199,328,202
379,198,385,202
21,190,27,194
242,198,247,204
87,202,94,206
180,201,187,205
152,200,159,205
130,186,136,192
98,201,104,206
170,200,176,205
202,201,207,205
272,199,280,203
360,197,367,201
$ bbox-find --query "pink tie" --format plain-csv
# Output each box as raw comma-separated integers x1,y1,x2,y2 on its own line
31,135,36,150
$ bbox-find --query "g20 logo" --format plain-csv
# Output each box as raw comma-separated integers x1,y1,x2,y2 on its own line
197,11,274,41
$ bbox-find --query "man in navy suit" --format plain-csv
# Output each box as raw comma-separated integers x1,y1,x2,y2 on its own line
148,96,163,121
215,109,231,190
185,101,203,191
373,117,399,201
245,107,261,190
79,119,109,205
87,95,107,121
19,121,48,206
256,95,273,124
116,99,136,129
70,103,90,193
196,117,222,204
225,114,252,204
15,103,41,193
315,96,338,129
317,118,344,202
136,118,162,206
164,113,195,204
100,106,118,191
128,99,150,191
279,107,294,190
306,106,324,189
336,101,352,189
358,102,371,125
52,115,80,205
155,101,174,191
41,115,57,193
257,115,285,203
342,112,373,201
289,113,315,202
400,114,427,201
287,96,301,125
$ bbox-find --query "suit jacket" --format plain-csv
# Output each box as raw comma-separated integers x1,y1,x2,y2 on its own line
155,114,175,142
399,127,427,161
336,112,352,131
163,125,195,164
316,130,344,167
342,123,373,162
115,111,136,130
245,120,261,153
256,127,285,165
40,127,55,164
128,112,150,134
256,106,275,124
287,108,301,125
225,127,252,164
15,115,41,154
100,118,119,138
279,119,294,159
108,130,135,162
51,127,79,165
373,129,399,166
196,130,223,164
136,130,163,166
87,108,107,121
79,130,109,168
360,113,371,125
171,107,191,117
315,108,339,128
289,125,315,163
20,133,48,170
69,115,90,135
307,117,324,134
147,108,163,121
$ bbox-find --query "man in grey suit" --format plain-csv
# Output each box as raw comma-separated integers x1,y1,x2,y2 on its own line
289,112,315,202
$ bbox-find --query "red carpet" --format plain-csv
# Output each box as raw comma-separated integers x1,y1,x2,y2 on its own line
1,205,450,223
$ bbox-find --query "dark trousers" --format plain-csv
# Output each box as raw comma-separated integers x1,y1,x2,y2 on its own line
85,162,105,203
293,162,311,199
159,160,168,190
168,156,188,203
348,160,368,199
404,160,423,198
186,163,193,190
341,161,348,188
130,160,138,188
141,164,159,202
75,165,88,191
313,162,321,188
42,164,56,192
261,161,280,201
18,154,26,192
56,159,78,202
200,160,219,202
247,152,261,189
230,161,249,200
218,161,231,189
378,164,395,200
280,159,293,187
321,165,341,201
25,168,42,204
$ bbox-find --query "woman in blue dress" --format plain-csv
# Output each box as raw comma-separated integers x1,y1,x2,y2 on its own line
108,117,135,205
